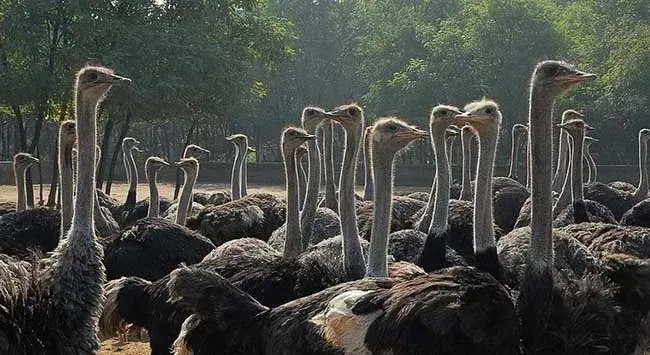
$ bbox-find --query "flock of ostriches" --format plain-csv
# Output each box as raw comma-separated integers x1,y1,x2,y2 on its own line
1,61,650,355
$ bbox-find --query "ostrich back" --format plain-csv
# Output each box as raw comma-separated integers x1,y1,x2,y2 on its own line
0,208,61,258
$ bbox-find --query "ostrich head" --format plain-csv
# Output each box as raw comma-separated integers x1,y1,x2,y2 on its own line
225,134,248,150
640,128,650,142
301,106,337,132
457,99,502,135
185,144,210,159
327,104,364,132
561,109,584,123
557,118,593,136
145,156,170,172
282,127,316,152
122,137,141,152
76,66,130,103
14,152,39,170
296,145,308,160
174,157,199,173
513,123,528,136
371,117,429,156
532,61,596,96
446,125,461,138
60,120,77,145
430,105,462,131
461,124,477,137
584,136,598,146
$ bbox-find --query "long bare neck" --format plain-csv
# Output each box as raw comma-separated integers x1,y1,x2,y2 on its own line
128,148,138,193
552,127,569,192
283,148,302,257
71,94,97,234
298,156,307,210
122,149,131,188
339,126,366,279
60,140,75,233
323,122,338,210
585,145,597,183
526,137,532,190
231,144,242,200
529,86,555,270
300,124,321,249
14,165,27,211
570,132,585,201
446,137,455,185
460,132,473,201
147,168,160,218
634,135,648,199
241,152,248,197
430,128,451,235
508,129,519,179
176,167,197,226
363,129,374,201
473,129,498,253
366,145,393,277
553,142,572,217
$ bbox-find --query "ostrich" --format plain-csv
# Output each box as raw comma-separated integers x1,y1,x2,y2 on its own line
552,118,616,227
362,126,373,201
93,145,120,237
584,129,650,219
508,123,528,181
165,118,519,355
0,65,129,354
166,144,211,218
321,120,338,211
242,146,255,197
496,60,625,354
459,124,475,201
58,120,76,234
296,145,308,209
103,156,214,281
552,112,589,214
226,134,249,201
12,153,40,212
122,137,141,210
584,136,598,184
552,110,581,192
446,125,462,199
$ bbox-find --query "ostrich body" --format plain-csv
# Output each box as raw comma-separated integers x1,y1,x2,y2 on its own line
584,129,650,220
552,118,616,227
459,125,475,201
508,123,528,181
227,134,248,200
0,153,60,258
584,136,598,184
0,66,129,354
103,157,214,281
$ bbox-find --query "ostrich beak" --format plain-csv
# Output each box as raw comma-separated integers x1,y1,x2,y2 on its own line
133,147,144,153
585,123,594,130
173,161,183,167
396,127,429,139
299,133,317,141
161,160,171,166
30,157,40,164
103,74,132,85
225,135,235,141
557,70,596,84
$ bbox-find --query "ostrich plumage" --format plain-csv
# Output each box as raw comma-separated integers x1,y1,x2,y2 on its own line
268,207,340,253
620,198,650,227
356,195,425,239
0,65,129,354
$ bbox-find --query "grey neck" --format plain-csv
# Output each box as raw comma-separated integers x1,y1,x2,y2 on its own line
363,128,374,201
298,156,307,210
570,132,585,202
526,138,532,190
529,86,555,270
429,128,451,235
553,142,572,217
300,123,321,249
71,93,97,232
460,131,473,201
473,130,498,253
585,145,597,183
446,136,455,185
339,126,366,279
60,140,75,234
508,128,519,179
366,145,393,277
127,147,138,195
241,152,248,197
122,149,131,188
283,147,302,258
15,165,27,211
176,167,198,226
634,135,648,199
322,121,338,210
147,168,160,218
552,126,569,192
231,144,243,200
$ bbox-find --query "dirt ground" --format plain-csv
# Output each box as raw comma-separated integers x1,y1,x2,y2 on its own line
99,338,150,355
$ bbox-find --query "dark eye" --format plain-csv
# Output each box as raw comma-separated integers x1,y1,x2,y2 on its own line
544,66,559,77
440,110,447,115
485,108,493,114
389,125,398,131
348,108,358,116
306,109,314,115
88,72,98,81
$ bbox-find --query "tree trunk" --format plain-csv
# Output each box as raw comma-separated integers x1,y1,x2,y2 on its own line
173,120,196,200
105,109,132,195
97,111,115,189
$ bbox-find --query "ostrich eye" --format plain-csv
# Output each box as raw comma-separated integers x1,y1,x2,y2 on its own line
306,109,314,115
544,66,559,77
485,108,493,114
88,72,98,81
440,110,447,115
348,107,358,116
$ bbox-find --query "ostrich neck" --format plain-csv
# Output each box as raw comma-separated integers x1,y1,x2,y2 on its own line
71,94,97,233
552,128,569,192
176,167,198,226
298,156,307,210
339,126,366,279
585,145,597,183
366,146,393,278
60,140,75,233
553,142,572,216
570,133,585,201
446,137,455,185
231,144,243,200
634,136,648,199
127,147,138,193
122,150,131,188
460,132,473,201
241,152,248,197
147,168,160,218
529,86,555,269
300,125,321,249
14,165,27,211
473,130,497,252
508,129,519,179
430,128,451,235
323,122,337,209
283,148,302,258
363,129,374,201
